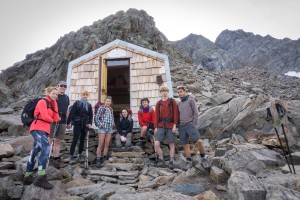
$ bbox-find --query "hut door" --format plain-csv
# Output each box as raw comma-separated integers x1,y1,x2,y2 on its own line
100,57,108,102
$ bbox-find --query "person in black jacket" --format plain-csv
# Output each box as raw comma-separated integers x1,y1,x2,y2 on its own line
115,108,133,148
67,91,93,164
49,81,69,169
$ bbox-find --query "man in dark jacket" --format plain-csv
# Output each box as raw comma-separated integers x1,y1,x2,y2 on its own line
67,91,93,164
49,81,69,168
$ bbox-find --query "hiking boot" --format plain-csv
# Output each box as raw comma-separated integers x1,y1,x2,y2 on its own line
155,158,165,167
169,160,174,169
183,160,193,171
76,154,84,163
96,157,102,168
33,175,53,189
200,157,211,172
69,155,77,165
23,173,35,185
53,158,67,169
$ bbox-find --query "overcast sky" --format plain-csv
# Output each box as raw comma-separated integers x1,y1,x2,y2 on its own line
0,0,299,70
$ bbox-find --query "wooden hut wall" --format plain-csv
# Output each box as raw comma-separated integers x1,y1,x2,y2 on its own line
102,47,167,126
69,56,99,107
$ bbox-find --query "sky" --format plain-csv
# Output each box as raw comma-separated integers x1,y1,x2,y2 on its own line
0,0,300,71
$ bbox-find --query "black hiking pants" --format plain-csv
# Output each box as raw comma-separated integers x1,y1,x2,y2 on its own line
70,123,87,156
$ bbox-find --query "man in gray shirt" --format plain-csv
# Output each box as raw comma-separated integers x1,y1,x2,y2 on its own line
177,86,210,171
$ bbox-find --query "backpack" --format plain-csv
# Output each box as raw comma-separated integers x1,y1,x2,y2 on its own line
21,98,50,127
157,98,174,122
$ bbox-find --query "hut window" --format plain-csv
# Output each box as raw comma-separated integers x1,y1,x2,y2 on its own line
106,60,129,67
156,75,163,86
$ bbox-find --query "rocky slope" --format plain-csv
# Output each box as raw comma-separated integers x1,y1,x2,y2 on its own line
0,8,189,106
173,30,300,73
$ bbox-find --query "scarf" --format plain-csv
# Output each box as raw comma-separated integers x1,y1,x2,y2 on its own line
142,105,150,113
180,96,189,102
80,98,89,111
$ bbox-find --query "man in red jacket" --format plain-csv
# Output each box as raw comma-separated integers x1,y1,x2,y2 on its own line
138,98,156,142
154,86,178,168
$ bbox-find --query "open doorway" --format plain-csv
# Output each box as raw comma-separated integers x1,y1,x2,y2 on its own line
106,59,130,122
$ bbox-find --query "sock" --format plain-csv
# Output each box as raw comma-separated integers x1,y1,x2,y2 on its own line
25,172,33,177
170,157,174,162
38,170,46,176
159,156,164,160
200,153,205,158
187,157,192,161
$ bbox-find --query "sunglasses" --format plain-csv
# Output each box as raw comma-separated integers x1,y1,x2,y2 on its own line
59,85,67,88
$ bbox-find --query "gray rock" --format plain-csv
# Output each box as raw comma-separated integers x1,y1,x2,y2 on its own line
110,190,194,200
0,144,14,158
7,186,23,199
21,180,66,200
0,176,14,199
228,171,266,200
173,183,205,196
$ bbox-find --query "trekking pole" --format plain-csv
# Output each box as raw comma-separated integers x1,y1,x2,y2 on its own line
275,104,296,174
47,122,59,167
85,129,89,169
266,108,292,173
152,136,158,163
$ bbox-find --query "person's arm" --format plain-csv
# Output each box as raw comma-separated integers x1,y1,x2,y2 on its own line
117,118,123,135
111,108,115,127
126,118,133,134
88,103,93,125
173,99,179,126
52,100,60,122
138,110,146,127
67,101,77,125
151,109,156,128
191,99,198,126
95,107,103,128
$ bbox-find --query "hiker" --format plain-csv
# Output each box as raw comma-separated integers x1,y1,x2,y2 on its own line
177,86,210,171
66,91,93,165
154,86,179,168
138,97,156,143
115,108,133,149
95,96,115,168
49,81,69,168
23,87,60,189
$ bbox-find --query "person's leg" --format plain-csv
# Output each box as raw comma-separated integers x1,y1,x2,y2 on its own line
33,131,53,189
166,128,176,168
53,124,66,157
140,126,147,138
197,139,205,155
115,133,121,148
154,128,165,166
69,124,80,164
96,133,105,157
77,126,87,162
103,133,112,157
24,131,40,185
125,133,132,147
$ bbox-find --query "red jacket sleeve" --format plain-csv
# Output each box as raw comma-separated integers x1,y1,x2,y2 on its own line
138,110,147,127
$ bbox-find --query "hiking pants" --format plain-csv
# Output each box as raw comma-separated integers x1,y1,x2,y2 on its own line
26,130,50,172
115,132,132,147
70,123,87,156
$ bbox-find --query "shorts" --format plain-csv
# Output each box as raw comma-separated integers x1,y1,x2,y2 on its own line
49,123,66,139
178,124,200,145
97,128,114,134
155,128,176,143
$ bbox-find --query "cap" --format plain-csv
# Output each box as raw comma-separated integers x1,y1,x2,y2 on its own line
57,81,67,86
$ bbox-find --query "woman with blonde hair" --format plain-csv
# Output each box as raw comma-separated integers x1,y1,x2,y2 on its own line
95,96,114,168
23,87,60,189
